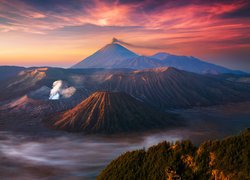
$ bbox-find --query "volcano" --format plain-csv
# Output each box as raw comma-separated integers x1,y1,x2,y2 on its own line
71,41,138,69
71,39,245,74
99,67,250,108
151,52,244,74
46,91,176,134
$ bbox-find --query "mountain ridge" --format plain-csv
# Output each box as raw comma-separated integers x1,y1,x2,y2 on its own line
71,40,246,74
99,67,250,108
151,52,245,74
1,66,250,109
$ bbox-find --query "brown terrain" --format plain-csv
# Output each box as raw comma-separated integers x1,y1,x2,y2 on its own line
45,91,178,133
100,67,250,108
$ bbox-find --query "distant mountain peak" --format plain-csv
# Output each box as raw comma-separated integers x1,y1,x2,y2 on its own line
112,37,119,44
71,39,245,75
71,40,138,69
99,43,130,52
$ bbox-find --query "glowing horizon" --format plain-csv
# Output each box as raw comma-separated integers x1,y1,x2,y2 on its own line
0,0,250,71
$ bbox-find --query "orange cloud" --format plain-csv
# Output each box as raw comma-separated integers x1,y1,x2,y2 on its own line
0,0,249,71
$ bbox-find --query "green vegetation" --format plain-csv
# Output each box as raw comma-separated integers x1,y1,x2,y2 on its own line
98,129,250,180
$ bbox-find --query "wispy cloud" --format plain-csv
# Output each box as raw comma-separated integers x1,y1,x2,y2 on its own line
0,0,249,71
0,0,249,35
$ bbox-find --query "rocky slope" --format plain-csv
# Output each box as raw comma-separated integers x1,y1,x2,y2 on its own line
0,68,49,101
71,42,138,68
115,56,163,69
1,67,250,109
45,91,177,134
100,67,250,109
0,67,130,102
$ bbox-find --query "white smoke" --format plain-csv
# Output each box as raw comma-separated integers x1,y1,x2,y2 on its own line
49,80,63,100
61,87,76,98
49,80,76,100
50,92,60,100
112,37,164,50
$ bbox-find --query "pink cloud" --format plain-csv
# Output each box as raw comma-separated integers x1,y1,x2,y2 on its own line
0,0,249,37
0,0,250,71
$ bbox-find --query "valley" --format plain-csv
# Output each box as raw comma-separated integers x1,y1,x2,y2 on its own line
0,41,249,180
1,1,250,179
0,101,249,179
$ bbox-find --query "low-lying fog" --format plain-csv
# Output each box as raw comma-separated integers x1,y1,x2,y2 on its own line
0,102,250,180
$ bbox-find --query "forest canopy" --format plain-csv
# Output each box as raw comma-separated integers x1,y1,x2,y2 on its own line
98,129,250,180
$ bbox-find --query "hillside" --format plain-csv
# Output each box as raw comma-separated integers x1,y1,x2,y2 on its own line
100,67,250,109
0,66,25,81
151,52,243,74
45,91,177,134
71,42,138,68
98,129,250,180
1,67,250,109
115,56,163,69
0,67,132,102
0,68,49,101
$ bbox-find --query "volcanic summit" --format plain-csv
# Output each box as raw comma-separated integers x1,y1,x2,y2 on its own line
46,91,176,133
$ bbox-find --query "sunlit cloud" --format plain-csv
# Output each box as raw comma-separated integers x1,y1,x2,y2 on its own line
0,0,249,71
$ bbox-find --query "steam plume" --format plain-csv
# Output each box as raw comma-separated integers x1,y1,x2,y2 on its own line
112,37,164,50
49,80,76,100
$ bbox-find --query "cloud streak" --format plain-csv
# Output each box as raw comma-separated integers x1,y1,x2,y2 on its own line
0,0,249,71
0,0,248,34
112,38,166,50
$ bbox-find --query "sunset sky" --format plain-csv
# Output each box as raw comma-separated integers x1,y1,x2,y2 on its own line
0,0,250,71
